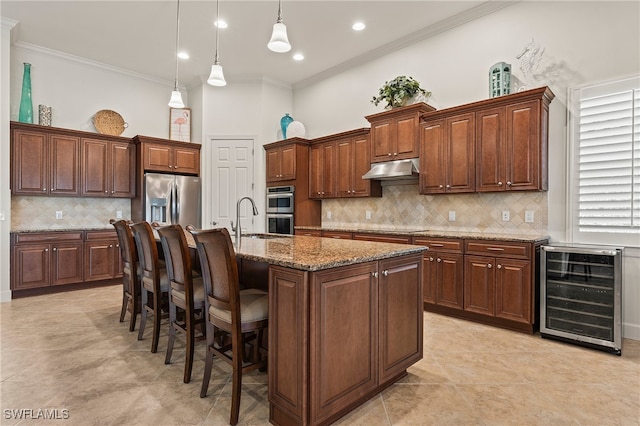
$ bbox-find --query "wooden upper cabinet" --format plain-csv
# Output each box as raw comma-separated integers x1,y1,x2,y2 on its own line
142,142,200,175
81,138,135,198
475,90,552,192
365,103,436,163
420,113,475,194
11,126,80,196
313,129,380,199
266,143,296,182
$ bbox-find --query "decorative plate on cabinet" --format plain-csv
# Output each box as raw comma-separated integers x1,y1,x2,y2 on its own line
92,109,128,136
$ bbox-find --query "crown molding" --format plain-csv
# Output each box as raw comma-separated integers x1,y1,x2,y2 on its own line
293,1,520,90
12,40,177,88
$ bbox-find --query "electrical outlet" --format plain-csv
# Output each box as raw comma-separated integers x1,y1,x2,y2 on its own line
56,211,63,219
366,211,372,220
116,211,123,219
525,210,534,223
448,211,456,221
327,211,332,219
501,210,510,221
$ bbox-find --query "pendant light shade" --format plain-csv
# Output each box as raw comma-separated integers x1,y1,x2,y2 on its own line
168,0,185,108
268,0,291,53
168,90,185,108
207,0,227,87
207,62,226,86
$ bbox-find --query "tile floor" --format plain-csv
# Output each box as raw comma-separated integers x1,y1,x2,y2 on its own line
1,285,638,425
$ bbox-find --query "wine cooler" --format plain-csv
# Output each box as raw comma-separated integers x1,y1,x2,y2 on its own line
540,244,623,355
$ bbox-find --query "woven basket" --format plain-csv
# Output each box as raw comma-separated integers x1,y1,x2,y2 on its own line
93,109,127,136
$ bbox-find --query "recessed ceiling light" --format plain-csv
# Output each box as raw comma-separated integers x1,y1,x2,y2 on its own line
293,53,304,61
215,19,227,29
352,22,365,31
177,51,189,60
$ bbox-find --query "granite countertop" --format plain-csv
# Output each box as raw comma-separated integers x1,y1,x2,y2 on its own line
11,226,115,233
184,233,425,272
295,225,549,243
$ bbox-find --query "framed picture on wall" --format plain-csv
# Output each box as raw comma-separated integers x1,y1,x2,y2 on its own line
169,108,191,142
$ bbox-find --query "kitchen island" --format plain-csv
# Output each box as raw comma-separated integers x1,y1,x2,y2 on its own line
220,234,426,426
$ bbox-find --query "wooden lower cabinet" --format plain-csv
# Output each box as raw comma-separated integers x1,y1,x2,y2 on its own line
295,229,322,237
11,230,123,295
84,230,123,282
414,238,464,310
321,230,353,240
11,232,84,291
269,253,423,426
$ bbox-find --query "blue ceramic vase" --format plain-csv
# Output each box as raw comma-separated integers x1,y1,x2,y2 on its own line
18,63,33,123
280,113,294,139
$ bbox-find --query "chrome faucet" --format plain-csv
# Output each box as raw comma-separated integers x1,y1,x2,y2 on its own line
230,196,259,242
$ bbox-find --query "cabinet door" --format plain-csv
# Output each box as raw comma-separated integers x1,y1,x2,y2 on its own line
464,255,495,316
11,129,48,195
279,145,296,180
321,143,336,198
476,107,506,192
378,254,423,383
173,146,200,175
506,100,541,190
51,243,83,286
309,144,322,198
446,113,475,193
495,258,531,323
310,262,378,424
435,252,464,310
81,139,109,197
422,254,436,304
420,120,446,194
144,144,173,172
395,115,419,159
336,139,352,197
13,244,50,289
50,134,80,196
110,142,135,198
84,240,117,281
371,119,393,161
265,148,281,182
352,136,374,197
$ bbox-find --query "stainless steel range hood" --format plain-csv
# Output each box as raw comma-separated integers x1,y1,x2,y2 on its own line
362,158,419,180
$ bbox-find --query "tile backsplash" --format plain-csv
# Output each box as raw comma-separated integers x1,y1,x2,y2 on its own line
11,196,131,230
322,183,548,235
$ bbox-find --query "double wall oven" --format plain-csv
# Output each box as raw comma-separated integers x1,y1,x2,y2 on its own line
266,185,295,235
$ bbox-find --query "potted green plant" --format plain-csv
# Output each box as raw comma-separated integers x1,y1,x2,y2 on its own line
371,75,431,109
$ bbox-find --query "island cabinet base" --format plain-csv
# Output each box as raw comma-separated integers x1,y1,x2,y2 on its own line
268,253,423,426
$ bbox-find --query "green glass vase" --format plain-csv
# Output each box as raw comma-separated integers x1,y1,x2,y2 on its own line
18,63,33,123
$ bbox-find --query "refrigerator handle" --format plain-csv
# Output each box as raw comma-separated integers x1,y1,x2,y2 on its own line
172,181,179,225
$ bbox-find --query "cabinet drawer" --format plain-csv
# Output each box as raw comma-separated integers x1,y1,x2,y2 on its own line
465,240,530,259
322,231,353,240
295,230,322,237
85,230,117,241
14,232,83,244
353,233,411,244
412,237,463,253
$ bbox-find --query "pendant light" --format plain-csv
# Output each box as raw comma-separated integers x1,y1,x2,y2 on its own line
168,0,185,108
207,0,227,86
267,0,291,53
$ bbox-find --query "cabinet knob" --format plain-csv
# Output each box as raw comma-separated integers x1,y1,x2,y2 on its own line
439,185,443,189
169,165,173,169
388,153,392,156
111,190,114,194
109,244,113,248
487,263,493,269
497,264,502,269
498,181,502,186
382,270,389,277
393,152,397,156
45,248,48,252
437,258,442,263
42,188,46,191
52,247,56,252
446,185,450,188
372,271,378,278
175,166,178,169
507,181,512,186
51,188,55,191
429,257,434,262
105,191,108,193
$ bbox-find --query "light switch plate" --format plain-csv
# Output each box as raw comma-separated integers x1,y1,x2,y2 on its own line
116,211,123,219
56,211,63,219
366,211,372,220
327,211,332,219
448,211,456,221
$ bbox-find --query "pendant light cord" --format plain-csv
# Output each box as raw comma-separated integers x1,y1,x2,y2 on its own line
174,0,181,90
214,0,220,64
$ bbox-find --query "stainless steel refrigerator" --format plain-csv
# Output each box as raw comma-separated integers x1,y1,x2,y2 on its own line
144,172,201,228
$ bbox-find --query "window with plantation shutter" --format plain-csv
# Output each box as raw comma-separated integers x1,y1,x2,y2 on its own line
568,76,640,246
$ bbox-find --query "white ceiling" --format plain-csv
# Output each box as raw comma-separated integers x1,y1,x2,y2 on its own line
1,1,515,89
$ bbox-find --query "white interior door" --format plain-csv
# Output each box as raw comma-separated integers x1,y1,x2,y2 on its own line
205,138,255,234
